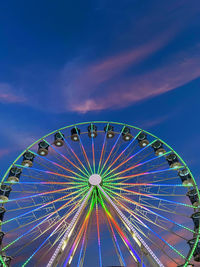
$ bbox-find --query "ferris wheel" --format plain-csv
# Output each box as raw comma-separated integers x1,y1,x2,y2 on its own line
0,121,199,267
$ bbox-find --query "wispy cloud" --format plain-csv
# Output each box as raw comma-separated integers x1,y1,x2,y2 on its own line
61,45,200,113
0,148,10,158
0,83,26,104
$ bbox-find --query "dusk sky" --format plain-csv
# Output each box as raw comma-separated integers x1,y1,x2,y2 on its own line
0,0,200,178
0,1,200,266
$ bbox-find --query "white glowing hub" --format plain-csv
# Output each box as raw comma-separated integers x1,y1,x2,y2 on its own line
89,174,102,186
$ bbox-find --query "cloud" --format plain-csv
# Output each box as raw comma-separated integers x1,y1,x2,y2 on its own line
0,83,26,104
0,149,10,158
61,46,200,113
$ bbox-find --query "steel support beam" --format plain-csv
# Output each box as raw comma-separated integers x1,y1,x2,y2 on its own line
97,185,164,267
47,186,94,267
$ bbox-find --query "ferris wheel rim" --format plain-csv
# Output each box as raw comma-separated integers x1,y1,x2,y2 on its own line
0,121,199,267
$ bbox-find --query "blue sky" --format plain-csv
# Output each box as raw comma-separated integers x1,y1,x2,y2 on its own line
0,1,200,266
0,0,200,179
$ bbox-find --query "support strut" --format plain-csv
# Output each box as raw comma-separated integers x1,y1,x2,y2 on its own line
97,185,164,267
47,186,94,267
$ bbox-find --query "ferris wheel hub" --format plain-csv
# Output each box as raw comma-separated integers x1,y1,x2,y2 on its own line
89,174,102,186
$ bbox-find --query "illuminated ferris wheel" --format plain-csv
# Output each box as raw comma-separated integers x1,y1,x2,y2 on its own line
0,121,200,267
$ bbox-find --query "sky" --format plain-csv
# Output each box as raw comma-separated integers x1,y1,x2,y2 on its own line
0,0,200,265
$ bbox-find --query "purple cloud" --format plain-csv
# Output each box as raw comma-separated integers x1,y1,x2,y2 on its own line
0,83,26,104
60,44,200,113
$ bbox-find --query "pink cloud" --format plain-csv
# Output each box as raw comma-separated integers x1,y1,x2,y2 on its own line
67,47,200,113
0,83,26,103
0,149,10,158
60,29,178,113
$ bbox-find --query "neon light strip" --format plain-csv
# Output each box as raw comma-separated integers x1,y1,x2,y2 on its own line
22,200,82,266
102,140,155,179
30,148,86,179
77,194,95,266
97,124,108,174
112,192,194,234
102,131,142,177
96,193,102,267
47,186,94,267
114,182,185,187
103,150,170,179
104,185,195,208
126,206,185,259
58,130,90,176
2,189,88,252
99,126,125,176
77,218,89,267
4,181,84,185
1,187,86,225
75,126,93,175
15,164,87,182
26,149,87,180
104,166,183,182
3,184,87,204
63,191,95,267
41,140,88,178
92,135,96,174
0,256,6,267
98,193,142,264
99,191,126,266
98,185,164,267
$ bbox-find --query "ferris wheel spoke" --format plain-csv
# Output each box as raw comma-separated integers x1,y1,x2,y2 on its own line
104,166,183,183
95,191,102,267
75,126,93,175
15,163,87,182
3,183,88,204
126,217,180,265
21,198,82,266
98,191,143,265
6,193,79,213
102,139,156,179
105,188,193,227
58,131,90,177
98,184,164,267
6,197,83,244
102,150,171,180
2,189,89,253
98,191,126,266
5,180,82,186
102,187,186,262
97,124,109,174
77,193,95,267
105,183,186,197
2,187,87,226
62,191,95,267
115,181,185,188
128,209,186,260
29,149,88,180
126,214,185,265
63,214,88,267
102,130,142,178
91,128,96,174
99,126,125,176
106,213,126,266
42,140,89,178
103,185,195,210
47,186,94,267
77,221,89,267
113,196,194,239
